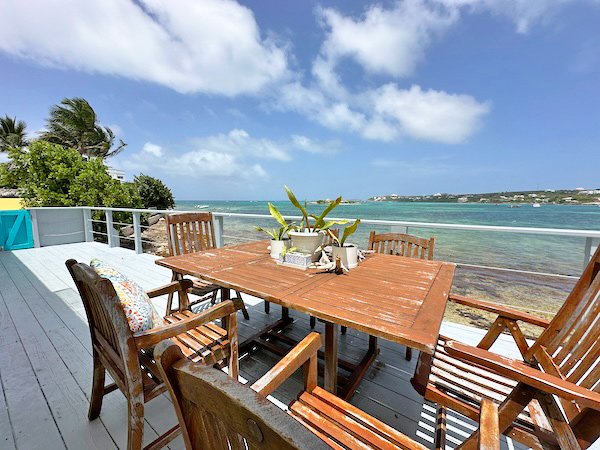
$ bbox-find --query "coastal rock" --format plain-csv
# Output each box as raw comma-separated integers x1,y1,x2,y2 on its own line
141,217,170,256
0,188,20,198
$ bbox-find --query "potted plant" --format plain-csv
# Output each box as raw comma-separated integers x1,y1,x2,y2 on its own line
285,186,347,261
328,219,361,269
255,202,296,259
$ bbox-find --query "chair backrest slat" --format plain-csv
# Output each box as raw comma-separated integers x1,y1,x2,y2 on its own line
155,342,327,450
368,231,435,260
523,246,600,427
166,212,217,256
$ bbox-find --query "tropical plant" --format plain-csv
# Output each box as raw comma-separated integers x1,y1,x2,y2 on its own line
329,219,361,247
255,202,296,240
134,174,175,210
0,115,28,152
284,185,347,232
40,97,126,159
4,140,141,208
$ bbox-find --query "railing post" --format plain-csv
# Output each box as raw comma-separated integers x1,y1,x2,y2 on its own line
583,237,598,269
391,225,408,234
214,215,224,248
132,212,143,254
82,208,93,242
29,209,41,248
106,210,116,248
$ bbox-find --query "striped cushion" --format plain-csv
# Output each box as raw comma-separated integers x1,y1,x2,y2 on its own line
90,258,164,333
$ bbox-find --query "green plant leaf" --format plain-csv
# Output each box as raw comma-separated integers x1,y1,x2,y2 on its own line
285,185,310,230
268,202,287,227
340,219,361,246
320,219,348,231
254,225,278,240
317,196,342,222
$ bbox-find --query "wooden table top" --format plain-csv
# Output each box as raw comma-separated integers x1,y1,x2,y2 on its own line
156,240,455,354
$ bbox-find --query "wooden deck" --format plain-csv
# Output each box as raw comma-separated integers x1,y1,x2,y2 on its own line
0,242,527,450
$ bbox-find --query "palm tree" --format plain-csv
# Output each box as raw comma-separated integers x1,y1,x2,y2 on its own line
0,116,28,152
41,98,126,159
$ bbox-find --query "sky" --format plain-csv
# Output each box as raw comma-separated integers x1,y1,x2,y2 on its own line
1,0,599,201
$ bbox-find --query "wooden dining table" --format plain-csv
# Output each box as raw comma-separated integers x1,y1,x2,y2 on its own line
156,240,455,399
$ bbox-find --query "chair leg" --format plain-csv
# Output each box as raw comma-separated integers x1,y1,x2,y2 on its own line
310,316,316,329
235,291,250,320
127,398,144,450
88,351,106,420
405,347,412,361
341,326,347,335
264,300,270,314
210,290,218,305
166,272,178,315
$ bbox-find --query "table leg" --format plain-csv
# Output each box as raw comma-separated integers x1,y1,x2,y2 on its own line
220,288,230,328
339,335,379,400
324,322,339,394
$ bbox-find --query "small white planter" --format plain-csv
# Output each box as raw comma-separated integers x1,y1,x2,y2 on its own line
269,239,290,259
289,230,324,261
331,244,359,269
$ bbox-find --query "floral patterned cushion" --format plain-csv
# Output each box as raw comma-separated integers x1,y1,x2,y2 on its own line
90,259,164,333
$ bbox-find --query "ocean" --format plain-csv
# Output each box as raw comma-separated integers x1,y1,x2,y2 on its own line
175,200,600,276
174,200,599,326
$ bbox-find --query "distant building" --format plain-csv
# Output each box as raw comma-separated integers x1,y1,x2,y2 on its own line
107,166,125,182
457,196,469,203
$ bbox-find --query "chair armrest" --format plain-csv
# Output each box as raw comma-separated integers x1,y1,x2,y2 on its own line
449,294,550,328
146,279,193,298
134,300,237,349
251,332,322,397
444,340,600,411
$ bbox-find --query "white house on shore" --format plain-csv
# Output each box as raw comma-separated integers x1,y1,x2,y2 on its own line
107,166,125,182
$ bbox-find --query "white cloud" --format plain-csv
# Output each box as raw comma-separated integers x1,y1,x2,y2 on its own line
123,130,338,181
370,84,490,143
316,0,457,80
438,0,576,34
273,1,490,145
142,142,163,157
276,81,489,144
290,135,340,155
0,0,288,96
191,129,291,162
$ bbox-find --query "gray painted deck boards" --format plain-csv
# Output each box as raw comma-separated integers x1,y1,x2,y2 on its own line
0,242,529,449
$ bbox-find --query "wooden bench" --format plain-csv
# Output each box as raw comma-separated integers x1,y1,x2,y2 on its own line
411,245,600,450
155,332,499,449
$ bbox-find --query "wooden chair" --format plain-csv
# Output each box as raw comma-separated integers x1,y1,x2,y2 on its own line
411,245,600,450
66,259,243,450
368,230,435,260
165,212,250,320
366,231,436,359
155,332,499,450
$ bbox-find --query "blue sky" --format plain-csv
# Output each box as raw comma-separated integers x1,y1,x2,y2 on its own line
1,0,599,200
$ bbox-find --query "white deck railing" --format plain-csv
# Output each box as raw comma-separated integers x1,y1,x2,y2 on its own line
27,206,600,277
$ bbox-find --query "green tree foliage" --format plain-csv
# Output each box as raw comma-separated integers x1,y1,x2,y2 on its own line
0,115,28,152
134,174,175,209
3,141,141,208
40,97,126,159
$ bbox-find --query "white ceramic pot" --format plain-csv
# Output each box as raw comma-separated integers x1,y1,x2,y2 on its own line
269,239,290,259
289,230,324,261
331,244,358,269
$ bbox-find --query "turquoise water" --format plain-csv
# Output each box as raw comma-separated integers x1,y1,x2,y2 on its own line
175,201,600,276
